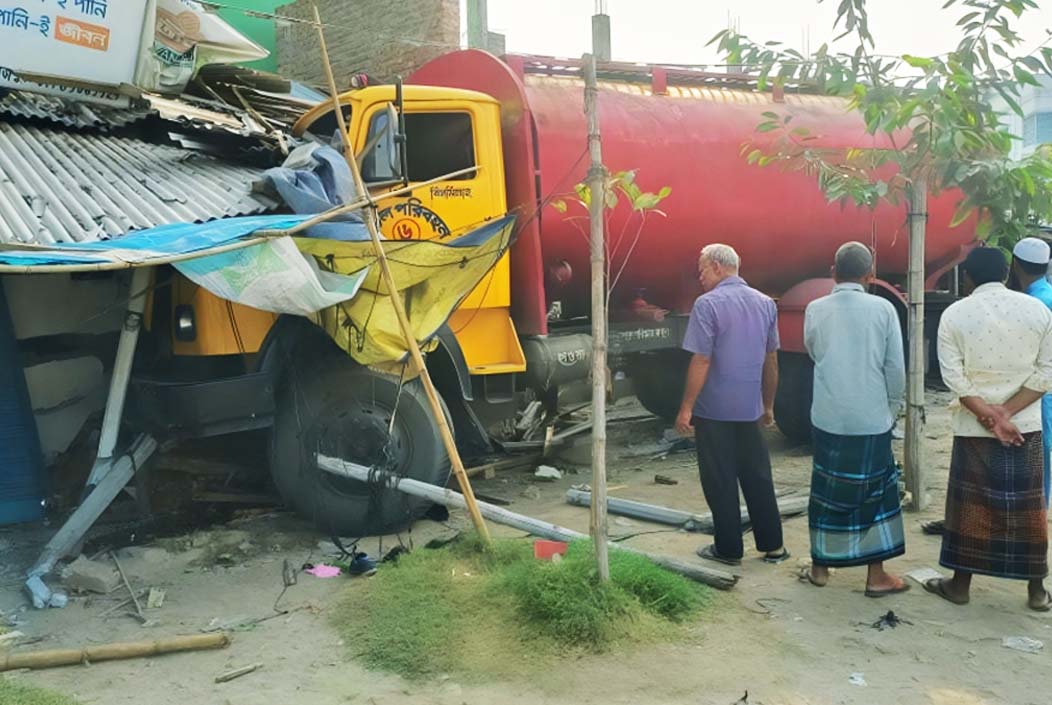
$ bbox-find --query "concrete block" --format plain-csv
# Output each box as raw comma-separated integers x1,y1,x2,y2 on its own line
62,555,120,594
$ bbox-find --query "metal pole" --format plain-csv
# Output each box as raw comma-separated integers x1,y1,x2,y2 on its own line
584,53,610,581
905,179,927,511
317,454,738,590
85,266,150,488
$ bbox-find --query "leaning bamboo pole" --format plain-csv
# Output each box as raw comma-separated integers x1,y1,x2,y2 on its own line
310,4,491,543
0,633,230,672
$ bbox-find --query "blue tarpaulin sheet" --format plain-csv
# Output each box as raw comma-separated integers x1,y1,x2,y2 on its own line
0,215,312,267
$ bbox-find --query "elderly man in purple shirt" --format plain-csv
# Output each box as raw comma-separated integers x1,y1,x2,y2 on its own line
675,243,789,566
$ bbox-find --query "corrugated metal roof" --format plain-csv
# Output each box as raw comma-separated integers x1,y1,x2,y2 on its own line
0,91,151,130
0,122,277,245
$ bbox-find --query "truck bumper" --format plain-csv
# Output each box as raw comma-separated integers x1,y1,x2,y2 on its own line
126,372,275,440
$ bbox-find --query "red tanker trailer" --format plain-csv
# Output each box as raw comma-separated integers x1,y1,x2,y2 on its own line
410,51,976,441
147,50,977,535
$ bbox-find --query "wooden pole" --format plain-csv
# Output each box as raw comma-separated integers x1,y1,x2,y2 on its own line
311,6,491,543
0,633,230,672
584,53,610,582
317,454,738,589
905,179,927,511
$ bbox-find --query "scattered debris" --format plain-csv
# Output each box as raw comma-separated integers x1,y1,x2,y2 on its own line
849,673,867,687
905,567,943,585
871,610,911,631
62,555,120,595
215,662,263,684
0,631,25,646
520,486,542,501
147,589,167,610
534,465,563,481
112,552,147,624
533,540,568,561
473,492,512,506
1002,636,1044,654
304,564,341,578
566,489,808,532
614,517,635,527
98,590,149,619
654,474,679,485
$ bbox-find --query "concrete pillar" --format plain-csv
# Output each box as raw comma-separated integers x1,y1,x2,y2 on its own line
592,13,611,62
467,0,488,49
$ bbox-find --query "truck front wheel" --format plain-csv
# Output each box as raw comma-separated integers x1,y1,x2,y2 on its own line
270,350,450,537
773,351,814,445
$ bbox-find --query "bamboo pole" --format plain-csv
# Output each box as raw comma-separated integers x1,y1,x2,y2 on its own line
310,5,491,543
317,454,738,590
252,165,479,239
584,53,610,582
0,634,230,672
905,179,927,511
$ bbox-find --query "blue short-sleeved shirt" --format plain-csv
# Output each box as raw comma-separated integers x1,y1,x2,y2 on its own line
681,276,779,422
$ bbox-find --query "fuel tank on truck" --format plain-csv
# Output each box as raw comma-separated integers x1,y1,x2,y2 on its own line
410,51,978,335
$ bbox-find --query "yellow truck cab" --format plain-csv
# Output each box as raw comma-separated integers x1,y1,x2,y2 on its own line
142,84,528,536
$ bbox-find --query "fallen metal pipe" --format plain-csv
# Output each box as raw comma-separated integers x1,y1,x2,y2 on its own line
565,489,809,532
316,454,737,590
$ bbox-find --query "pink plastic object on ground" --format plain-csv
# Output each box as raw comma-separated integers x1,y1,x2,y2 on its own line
305,564,342,578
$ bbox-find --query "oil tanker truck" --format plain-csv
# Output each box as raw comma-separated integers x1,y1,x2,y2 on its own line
136,51,977,536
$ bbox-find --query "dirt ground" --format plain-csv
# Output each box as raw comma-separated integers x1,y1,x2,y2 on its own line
2,389,1050,705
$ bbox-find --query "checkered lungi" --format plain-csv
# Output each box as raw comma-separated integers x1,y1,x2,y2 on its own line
809,428,906,567
940,433,1049,580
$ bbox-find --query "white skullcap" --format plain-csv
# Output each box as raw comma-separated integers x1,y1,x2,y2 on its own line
1013,237,1051,265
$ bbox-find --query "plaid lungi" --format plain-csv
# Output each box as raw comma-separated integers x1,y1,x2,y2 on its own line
941,433,1049,580
809,428,906,567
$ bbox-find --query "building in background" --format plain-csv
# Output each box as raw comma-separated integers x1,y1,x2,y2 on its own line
995,75,1052,160
276,0,461,86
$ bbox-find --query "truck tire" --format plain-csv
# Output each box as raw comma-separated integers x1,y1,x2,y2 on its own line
774,351,814,445
270,351,450,537
629,350,690,422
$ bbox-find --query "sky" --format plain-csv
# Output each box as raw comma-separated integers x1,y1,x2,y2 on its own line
482,0,1052,67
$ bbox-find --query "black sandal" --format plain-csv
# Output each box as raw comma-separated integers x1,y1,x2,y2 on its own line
696,544,741,566
762,548,791,564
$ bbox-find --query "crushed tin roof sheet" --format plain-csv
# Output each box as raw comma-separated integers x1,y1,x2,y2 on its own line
0,91,151,130
0,122,278,245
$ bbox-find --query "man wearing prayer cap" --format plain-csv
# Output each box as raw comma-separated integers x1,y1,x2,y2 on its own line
1013,237,1052,506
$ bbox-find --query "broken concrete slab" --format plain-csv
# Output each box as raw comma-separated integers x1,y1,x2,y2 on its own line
62,556,120,595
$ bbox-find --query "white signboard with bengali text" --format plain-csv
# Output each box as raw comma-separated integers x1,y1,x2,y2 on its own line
0,0,150,103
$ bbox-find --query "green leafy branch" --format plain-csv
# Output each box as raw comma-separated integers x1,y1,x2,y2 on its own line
551,170,671,301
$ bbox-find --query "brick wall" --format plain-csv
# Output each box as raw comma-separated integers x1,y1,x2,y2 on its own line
276,0,461,87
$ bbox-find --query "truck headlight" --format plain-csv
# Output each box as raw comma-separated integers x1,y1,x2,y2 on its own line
174,304,196,342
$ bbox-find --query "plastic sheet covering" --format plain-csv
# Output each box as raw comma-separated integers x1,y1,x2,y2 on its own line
296,214,517,366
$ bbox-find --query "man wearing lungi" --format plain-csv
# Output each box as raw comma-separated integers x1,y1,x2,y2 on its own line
930,247,1052,611
676,244,789,566
800,242,909,596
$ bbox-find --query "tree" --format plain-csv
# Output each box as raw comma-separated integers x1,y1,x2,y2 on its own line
552,170,671,305
709,0,1052,509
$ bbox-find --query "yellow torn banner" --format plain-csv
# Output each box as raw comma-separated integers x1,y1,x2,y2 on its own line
294,214,516,367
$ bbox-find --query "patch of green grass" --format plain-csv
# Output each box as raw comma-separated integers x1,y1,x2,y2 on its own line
334,535,713,680
0,679,79,705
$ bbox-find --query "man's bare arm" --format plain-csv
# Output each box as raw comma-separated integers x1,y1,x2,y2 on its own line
675,354,711,435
